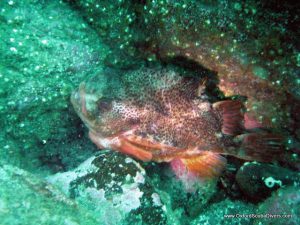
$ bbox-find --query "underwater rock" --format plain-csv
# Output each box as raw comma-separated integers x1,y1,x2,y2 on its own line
0,0,108,171
255,185,300,225
129,1,300,132
47,151,168,225
66,0,146,69
145,163,219,222
138,0,299,131
236,162,300,201
0,163,99,225
66,0,300,155
191,198,255,225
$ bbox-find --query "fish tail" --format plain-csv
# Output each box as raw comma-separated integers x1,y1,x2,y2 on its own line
213,100,286,163
233,133,284,162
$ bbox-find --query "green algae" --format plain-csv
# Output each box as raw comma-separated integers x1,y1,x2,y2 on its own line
0,164,99,225
252,66,270,80
0,0,108,172
191,199,255,225
0,0,299,224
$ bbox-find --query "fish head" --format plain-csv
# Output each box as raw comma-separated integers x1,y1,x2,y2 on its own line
71,72,144,138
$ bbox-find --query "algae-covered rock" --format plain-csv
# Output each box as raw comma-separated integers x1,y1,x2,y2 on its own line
71,0,300,137
191,198,255,225
0,163,99,225
66,0,146,69
255,185,300,225
0,0,108,171
236,162,300,201
138,0,300,130
48,150,168,225
143,163,221,224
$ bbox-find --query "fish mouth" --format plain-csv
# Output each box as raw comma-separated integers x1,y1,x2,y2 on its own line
71,83,87,116
71,83,97,131
70,90,80,113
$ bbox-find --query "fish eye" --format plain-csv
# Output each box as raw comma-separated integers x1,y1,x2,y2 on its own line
97,98,112,113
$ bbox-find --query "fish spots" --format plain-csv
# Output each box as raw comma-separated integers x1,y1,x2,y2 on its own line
112,101,141,120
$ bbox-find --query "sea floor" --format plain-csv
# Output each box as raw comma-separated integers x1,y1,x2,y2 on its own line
0,1,299,225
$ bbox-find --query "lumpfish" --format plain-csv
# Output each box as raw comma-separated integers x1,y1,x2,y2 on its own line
71,67,282,180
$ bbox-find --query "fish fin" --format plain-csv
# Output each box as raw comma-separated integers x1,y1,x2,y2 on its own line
118,137,153,162
89,131,153,161
234,133,284,162
213,100,244,135
124,134,179,152
171,151,227,179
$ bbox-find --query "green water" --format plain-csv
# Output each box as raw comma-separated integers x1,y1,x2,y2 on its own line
0,1,299,224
